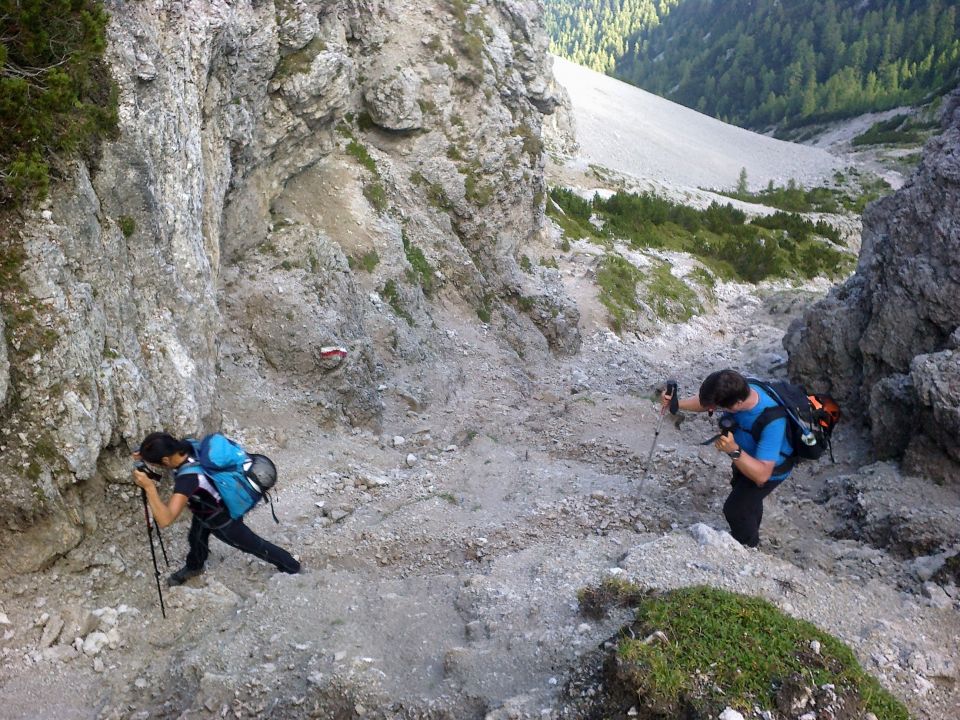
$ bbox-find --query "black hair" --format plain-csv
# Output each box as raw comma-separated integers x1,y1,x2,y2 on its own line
698,369,750,408
138,432,192,463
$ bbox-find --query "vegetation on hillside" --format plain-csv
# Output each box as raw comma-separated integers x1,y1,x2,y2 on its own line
545,0,960,130
0,0,117,206
545,0,678,73
548,186,853,284
714,173,893,215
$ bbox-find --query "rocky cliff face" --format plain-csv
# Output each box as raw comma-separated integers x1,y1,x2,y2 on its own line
0,0,579,576
785,90,960,480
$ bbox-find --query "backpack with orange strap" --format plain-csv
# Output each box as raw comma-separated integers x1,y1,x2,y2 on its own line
747,378,842,468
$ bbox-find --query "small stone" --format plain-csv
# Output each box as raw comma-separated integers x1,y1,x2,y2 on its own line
405,453,417,467
392,436,406,448
809,640,821,655
39,615,64,648
577,623,592,634
719,708,745,720
82,632,109,656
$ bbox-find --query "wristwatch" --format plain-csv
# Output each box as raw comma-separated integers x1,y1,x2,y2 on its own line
727,449,742,460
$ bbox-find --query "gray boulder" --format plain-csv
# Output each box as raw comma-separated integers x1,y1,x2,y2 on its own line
786,90,960,479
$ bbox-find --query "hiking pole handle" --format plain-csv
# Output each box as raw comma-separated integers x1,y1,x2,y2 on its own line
665,380,678,414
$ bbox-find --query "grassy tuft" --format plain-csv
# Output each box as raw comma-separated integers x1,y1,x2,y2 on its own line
348,250,380,272
118,215,136,238
402,230,435,296
381,279,413,325
617,585,909,719
346,140,378,176
363,181,389,213
647,261,702,322
578,577,646,619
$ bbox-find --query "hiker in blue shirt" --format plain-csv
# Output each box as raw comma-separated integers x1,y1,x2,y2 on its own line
662,369,793,548
132,432,301,585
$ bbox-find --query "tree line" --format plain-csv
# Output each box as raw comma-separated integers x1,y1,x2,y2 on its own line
545,0,960,130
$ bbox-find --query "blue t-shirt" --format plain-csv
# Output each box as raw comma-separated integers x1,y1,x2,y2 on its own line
722,383,794,482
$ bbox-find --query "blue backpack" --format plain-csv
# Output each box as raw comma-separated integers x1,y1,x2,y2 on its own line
177,434,278,522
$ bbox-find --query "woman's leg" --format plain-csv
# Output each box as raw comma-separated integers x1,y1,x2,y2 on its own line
213,520,301,574
184,513,213,570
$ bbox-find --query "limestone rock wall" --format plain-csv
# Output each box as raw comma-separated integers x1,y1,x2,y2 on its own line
0,0,578,575
785,90,960,480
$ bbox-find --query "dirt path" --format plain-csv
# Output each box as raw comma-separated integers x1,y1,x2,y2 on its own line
1,253,959,719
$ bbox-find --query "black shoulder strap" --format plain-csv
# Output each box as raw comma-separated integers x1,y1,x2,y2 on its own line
751,405,787,443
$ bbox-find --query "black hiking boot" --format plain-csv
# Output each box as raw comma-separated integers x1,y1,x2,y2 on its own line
167,566,202,587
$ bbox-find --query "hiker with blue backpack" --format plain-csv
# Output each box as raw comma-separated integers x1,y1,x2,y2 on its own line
659,369,839,549
132,432,301,586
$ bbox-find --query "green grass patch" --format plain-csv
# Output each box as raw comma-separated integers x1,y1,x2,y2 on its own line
615,585,909,719
348,250,380,272
381,279,413,325
464,176,493,206
343,139,388,212
402,230,435,296
596,253,644,333
363,181,388,213
411,171,453,212
346,140,378,176
646,261,702,323
476,297,492,324
274,36,328,79
118,216,136,238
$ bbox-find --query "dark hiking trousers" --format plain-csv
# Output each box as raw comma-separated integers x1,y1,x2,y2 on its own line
722,470,782,548
184,512,300,574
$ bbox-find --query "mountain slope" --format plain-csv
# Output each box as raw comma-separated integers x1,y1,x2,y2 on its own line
546,0,960,131
551,55,841,192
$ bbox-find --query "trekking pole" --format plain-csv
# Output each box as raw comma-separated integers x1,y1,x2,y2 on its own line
141,489,167,619
646,379,678,466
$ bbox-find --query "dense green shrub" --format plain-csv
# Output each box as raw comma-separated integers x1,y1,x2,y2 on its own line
569,189,851,283
549,187,592,221
0,0,117,205
545,195,602,242
852,113,935,147
752,211,842,244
